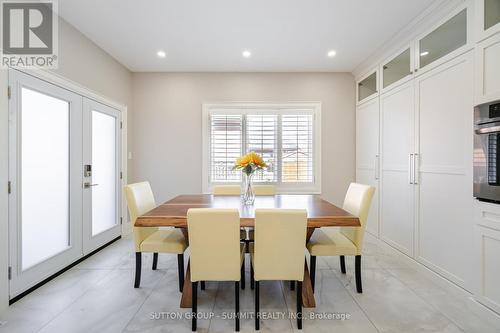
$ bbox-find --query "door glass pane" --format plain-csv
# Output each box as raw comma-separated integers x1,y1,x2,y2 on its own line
358,72,377,101
419,9,467,68
485,0,500,30
21,87,70,270
383,48,411,88
91,111,116,235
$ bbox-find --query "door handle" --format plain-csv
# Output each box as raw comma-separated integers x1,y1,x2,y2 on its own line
409,154,414,184
83,182,99,188
413,153,419,184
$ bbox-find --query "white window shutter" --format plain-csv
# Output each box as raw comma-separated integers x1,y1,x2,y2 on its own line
281,114,314,182
210,114,242,182
246,114,278,182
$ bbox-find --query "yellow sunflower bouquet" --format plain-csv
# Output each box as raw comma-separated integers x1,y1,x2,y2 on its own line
233,151,267,176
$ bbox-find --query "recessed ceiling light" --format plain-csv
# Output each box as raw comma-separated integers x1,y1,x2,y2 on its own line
327,50,337,57
420,51,429,56
157,50,166,58
242,50,251,58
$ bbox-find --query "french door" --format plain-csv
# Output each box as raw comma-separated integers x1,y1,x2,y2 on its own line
82,99,121,254
8,70,122,297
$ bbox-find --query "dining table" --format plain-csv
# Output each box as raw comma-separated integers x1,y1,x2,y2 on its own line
135,194,360,308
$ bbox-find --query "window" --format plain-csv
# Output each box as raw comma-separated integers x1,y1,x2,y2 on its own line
202,103,321,193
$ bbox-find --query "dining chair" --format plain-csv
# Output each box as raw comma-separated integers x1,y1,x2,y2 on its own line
124,182,188,291
250,209,307,330
243,184,277,250
306,183,375,294
187,208,245,332
212,185,241,196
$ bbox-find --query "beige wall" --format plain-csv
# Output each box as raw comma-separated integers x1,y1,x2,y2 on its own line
131,72,356,206
0,18,132,311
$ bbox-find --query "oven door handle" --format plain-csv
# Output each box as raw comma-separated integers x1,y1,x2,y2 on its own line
475,125,500,134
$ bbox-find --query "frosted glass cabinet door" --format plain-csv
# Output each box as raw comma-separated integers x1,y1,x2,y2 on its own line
382,48,411,89
485,0,500,31
419,9,467,69
21,87,70,269
91,111,117,235
358,72,378,102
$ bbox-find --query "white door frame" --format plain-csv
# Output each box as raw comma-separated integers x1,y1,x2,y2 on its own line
4,67,128,300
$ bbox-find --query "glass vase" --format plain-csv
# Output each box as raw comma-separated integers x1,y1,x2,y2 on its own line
242,173,255,205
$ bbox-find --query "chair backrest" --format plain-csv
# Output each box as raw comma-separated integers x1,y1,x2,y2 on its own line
213,185,241,196
124,181,159,251
253,209,307,281
253,185,276,195
339,183,375,252
187,208,241,282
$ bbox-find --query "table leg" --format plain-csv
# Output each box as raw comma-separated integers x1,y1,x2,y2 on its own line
180,259,192,308
302,227,316,308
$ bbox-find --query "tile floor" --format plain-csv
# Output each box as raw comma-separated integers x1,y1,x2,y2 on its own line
0,235,499,333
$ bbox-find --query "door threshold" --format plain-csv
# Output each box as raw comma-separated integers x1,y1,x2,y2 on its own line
9,236,121,305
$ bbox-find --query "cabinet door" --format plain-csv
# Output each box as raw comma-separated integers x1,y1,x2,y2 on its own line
475,33,500,104
380,81,415,256
415,52,474,289
357,71,378,104
473,200,500,314
356,98,380,236
476,0,500,42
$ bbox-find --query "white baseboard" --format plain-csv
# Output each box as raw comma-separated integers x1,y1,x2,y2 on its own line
364,233,500,327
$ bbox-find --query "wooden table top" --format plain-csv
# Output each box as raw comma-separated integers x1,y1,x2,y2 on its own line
135,194,360,228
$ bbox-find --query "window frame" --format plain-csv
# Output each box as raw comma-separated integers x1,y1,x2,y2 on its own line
202,102,322,194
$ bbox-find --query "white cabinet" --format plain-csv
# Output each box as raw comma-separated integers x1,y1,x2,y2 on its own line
356,98,380,236
380,81,416,256
357,70,379,104
415,52,474,289
475,0,500,42
475,33,500,104
473,200,500,314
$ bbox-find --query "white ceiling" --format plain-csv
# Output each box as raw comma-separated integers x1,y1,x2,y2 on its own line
58,0,436,72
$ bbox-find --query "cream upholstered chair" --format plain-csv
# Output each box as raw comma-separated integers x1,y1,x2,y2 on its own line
212,185,241,196
187,208,245,332
250,209,307,330
253,184,276,195
307,183,375,294
124,182,188,291
243,184,276,247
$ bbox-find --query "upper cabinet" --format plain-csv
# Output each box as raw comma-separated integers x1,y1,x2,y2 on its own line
381,47,412,92
357,71,378,104
476,0,500,42
417,9,468,71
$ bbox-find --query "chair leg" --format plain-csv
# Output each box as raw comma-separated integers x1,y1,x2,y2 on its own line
340,255,346,274
134,252,142,288
250,261,255,290
152,252,158,270
235,281,240,332
297,281,303,330
355,255,362,293
192,281,198,331
255,281,260,331
200,281,205,290
290,281,295,291
310,255,316,293
241,256,245,290
177,254,184,292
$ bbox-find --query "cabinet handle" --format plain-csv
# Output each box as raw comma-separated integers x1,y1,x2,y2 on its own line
409,154,414,184
375,155,380,180
414,153,419,184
